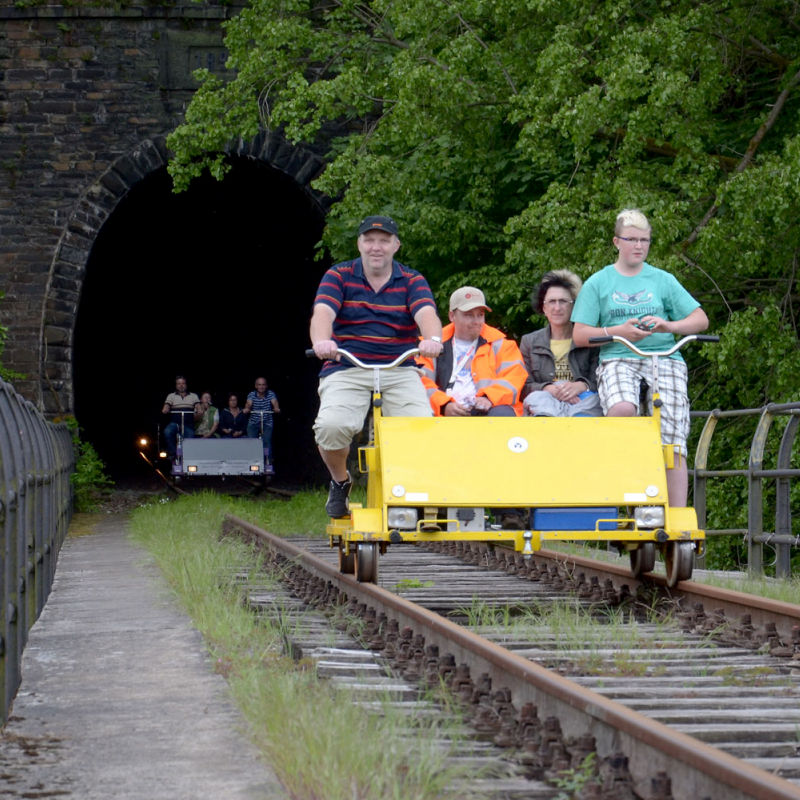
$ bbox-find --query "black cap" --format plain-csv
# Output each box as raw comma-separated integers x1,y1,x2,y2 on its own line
357,215,398,236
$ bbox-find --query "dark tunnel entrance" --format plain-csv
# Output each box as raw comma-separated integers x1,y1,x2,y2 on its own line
73,157,331,486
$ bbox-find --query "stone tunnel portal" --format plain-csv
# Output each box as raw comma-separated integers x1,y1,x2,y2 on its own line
73,158,330,485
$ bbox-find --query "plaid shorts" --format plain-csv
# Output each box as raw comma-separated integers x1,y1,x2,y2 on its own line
596,358,690,456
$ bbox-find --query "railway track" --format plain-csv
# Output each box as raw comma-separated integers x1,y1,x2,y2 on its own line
224,515,800,800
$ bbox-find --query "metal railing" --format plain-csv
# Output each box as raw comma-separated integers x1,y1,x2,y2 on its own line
1,379,74,723
692,402,800,578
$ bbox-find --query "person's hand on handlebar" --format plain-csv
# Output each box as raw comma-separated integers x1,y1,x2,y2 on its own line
312,339,339,360
418,338,444,358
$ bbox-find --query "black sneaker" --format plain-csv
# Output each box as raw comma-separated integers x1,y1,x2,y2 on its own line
325,474,352,517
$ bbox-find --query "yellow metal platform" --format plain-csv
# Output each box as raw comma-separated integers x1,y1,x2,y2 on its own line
328,415,702,553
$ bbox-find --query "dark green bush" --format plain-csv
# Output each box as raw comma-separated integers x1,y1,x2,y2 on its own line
61,416,114,511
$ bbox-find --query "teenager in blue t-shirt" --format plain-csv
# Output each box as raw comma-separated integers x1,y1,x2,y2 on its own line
572,208,709,507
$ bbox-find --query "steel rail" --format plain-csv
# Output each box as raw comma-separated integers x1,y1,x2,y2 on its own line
226,515,800,800
535,548,800,644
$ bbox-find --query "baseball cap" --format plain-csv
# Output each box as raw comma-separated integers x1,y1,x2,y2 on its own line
449,286,491,312
357,215,399,236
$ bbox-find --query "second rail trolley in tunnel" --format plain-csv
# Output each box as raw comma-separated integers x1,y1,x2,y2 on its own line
136,415,267,490
311,334,719,586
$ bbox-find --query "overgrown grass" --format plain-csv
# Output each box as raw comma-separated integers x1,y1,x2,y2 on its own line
205,484,366,538
693,572,800,605
545,541,800,601
129,491,469,800
458,594,680,676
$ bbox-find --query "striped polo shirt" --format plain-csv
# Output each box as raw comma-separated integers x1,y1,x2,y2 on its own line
314,257,436,375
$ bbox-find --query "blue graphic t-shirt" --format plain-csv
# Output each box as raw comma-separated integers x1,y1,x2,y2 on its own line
571,263,701,361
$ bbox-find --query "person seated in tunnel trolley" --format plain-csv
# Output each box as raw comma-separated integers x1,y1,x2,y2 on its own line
161,375,200,458
218,392,247,438
416,286,527,418
309,214,444,518
520,269,602,418
194,391,219,438
245,376,280,473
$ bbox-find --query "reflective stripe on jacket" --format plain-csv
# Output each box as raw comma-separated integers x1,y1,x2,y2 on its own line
416,323,528,416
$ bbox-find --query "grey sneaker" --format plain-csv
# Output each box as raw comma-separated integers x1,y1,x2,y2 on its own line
325,474,352,517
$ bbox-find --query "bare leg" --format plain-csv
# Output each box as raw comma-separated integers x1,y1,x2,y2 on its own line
666,455,688,507
606,401,637,417
318,446,350,483
608,401,687,505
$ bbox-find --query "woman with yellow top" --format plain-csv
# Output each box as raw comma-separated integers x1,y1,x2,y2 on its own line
519,269,602,417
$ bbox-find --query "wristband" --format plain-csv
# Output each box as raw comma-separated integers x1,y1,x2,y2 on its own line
430,336,442,343
604,327,609,336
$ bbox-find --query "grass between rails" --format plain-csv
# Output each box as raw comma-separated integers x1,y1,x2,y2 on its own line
457,596,684,677
128,491,469,800
694,573,800,605
548,542,800,605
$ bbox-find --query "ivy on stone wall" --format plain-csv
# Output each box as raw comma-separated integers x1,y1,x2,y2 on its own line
0,291,25,383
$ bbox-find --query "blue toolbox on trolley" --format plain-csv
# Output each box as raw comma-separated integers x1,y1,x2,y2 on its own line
533,507,618,531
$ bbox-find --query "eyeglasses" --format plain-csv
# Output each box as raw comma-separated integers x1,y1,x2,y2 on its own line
543,298,574,307
616,236,651,245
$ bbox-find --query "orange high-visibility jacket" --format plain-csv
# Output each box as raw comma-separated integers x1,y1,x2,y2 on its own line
417,323,528,416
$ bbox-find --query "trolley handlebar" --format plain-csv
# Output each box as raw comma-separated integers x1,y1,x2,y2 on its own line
305,347,421,370
587,333,719,358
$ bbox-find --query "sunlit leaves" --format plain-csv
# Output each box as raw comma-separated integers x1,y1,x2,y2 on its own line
168,0,800,405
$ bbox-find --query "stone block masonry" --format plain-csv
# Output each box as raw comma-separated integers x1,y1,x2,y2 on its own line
0,3,328,416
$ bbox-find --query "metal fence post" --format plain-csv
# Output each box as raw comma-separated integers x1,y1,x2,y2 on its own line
774,411,799,579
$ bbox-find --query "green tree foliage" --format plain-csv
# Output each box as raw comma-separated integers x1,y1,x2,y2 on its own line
169,1,799,355
168,0,800,546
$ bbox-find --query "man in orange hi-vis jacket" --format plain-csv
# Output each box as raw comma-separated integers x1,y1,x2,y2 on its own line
417,286,528,418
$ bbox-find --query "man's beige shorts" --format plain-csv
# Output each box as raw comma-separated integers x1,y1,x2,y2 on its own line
314,367,432,451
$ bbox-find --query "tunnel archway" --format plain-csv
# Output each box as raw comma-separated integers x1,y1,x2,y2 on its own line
73,157,331,485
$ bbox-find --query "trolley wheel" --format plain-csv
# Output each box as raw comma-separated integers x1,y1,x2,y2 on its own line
354,543,379,584
338,542,355,575
629,542,656,577
665,541,694,587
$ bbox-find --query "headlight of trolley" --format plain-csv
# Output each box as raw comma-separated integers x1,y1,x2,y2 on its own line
387,508,419,530
634,506,665,528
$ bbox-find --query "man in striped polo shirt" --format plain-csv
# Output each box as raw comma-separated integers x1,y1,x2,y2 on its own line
245,377,280,474
310,215,444,517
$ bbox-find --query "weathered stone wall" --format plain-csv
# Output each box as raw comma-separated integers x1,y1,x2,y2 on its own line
0,2,328,415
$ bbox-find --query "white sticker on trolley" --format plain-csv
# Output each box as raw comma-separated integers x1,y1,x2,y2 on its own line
624,493,648,502
645,485,659,497
405,492,429,502
392,485,405,497
507,436,529,453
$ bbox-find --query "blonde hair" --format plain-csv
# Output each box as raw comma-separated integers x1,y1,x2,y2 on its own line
615,208,651,235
